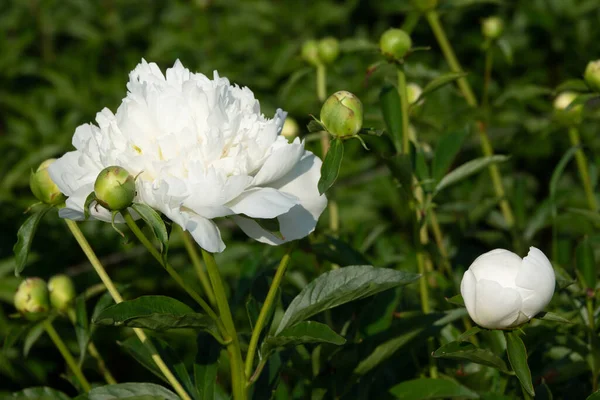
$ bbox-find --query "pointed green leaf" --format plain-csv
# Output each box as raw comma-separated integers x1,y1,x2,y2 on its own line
93,295,217,334
264,321,345,356
496,38,513,65
24,319,47,357
74,295,90,364
446,294,465,307
131,203,169,262
275,265,420,334
457,326,482,342
11,387,71,400
76,382,179,400
354,328,424,375
555,79,590,93
385,154,414,200
576,237,596,289
434,155,509,194
432,129,470,183
389,378,479,399
317,138,344,195
307,119,325,133
505,331,534,397
567,93,599,110
194,333,220,400
534,311,572,324
380,84,403,152
14,205,51,276
587,390,600,399
433,340,509,373
567,208,600,225
419,72,469,101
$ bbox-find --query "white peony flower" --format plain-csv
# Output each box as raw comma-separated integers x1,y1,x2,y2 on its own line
49,59,327,253
460,247,555,330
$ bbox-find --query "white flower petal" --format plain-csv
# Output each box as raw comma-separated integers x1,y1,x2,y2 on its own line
473,279,522,329
516,246,556,318
228,188,299,219
468,248,521,289
460,269,477,322
251,139,304,186
182,212,225,253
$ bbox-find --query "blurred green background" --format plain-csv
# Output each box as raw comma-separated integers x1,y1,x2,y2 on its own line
2,0,600,397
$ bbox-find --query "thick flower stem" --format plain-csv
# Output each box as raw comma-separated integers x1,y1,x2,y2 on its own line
568,127,598,212
67,308,117,385
482,47,494,110
120,210,220,325
201,249,247,400
182,229,217,308
64,219,193,400
425,10,515,229
245,252,292,380
397,65,410,155
44,319,91,392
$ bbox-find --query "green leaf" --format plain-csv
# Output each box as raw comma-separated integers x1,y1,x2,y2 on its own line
264,321,345,356
385,154,414,200
434,155,509,194
576,237,597,289
534,311,572,324
567,93,599,110
587,390,600,399
494,84,552,106
24,319,47,357
93,295,216,333
311,235,370,266
496,38,513,65
433,341,509,373
194,333,220,400
567,208,600,225
389,378,479,399
130,203,169,262
354,328,424,375
432,129,470,183
445,294,465,307
10,387,71,400
307,119,325,133
14,205,51,276
419,72,468,101
380,84,403,153
275,265,420,334
555,79,590,93
74,295,90,364
76,383,179,400
317,138,344,195
550,146,579,200
83,192,96,221
505,331,534,397
457,326,482,342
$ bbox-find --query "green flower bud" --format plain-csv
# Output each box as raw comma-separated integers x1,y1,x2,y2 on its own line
482,17,504,40
281,117,300,141
317,37,340,65
553,91,582,125
301,40,321,67
30,159,65,205
584,60,600,93
320,90,363,138
48,274,76,312
406,83,423,105
380,29,412,61
14,278,50,319
412,0,438,12
94,166,136,211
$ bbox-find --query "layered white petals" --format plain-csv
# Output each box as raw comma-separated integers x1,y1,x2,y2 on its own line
49,59,326,251
460,247,555,329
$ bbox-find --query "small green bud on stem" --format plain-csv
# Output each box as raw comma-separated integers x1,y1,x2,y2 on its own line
320,90,363,138
584,60,600,93
482,16,504,40
301,40,321,67
281,117,299,141
94,166,136,211
553,91,582,125
380,28,412,61
48,274,76,312
30,159,65,205
407,83,423,105
317,37,340,65
14,278,50,319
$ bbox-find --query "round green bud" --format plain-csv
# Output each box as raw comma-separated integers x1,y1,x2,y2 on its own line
317,37,340,65
281,117,300,141
94,166,136,211
301,40,321,67
553,91,582,125
30,159,65,205
406,83,423,105
320,90,364,138
380,29,412,61
48,274,76,312
14,278,50,319
584,60,600,93
482,17,504,40
412,0,438,12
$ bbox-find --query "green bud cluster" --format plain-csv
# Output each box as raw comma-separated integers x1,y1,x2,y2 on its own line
320,91,364,138
94,166,136,211
301,37,340,66
482,17,504,40
14,278,50,319
380,29,412,61
584,60,600,93
30,159,65,205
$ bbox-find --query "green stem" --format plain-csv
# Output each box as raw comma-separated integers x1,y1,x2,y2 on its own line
44,319,91,392
201,249,247,400
120,210,220,324
182,230,218,308
316,64,327,102
67,309,117,385
401,11,421,34
397,65,410,155
482,47,493,110
569,127,598,212
64,219,193,400
245,252,292,380
587,296,598,392
425,10,515,228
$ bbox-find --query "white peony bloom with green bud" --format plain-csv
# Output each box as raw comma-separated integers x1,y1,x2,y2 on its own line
49,59,327,253
460,247,555,329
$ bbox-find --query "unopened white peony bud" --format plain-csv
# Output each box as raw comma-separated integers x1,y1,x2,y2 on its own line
406,83,423,105
30,159,66,205
460,247,555,330
94,166,136,211
281,117,299,140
